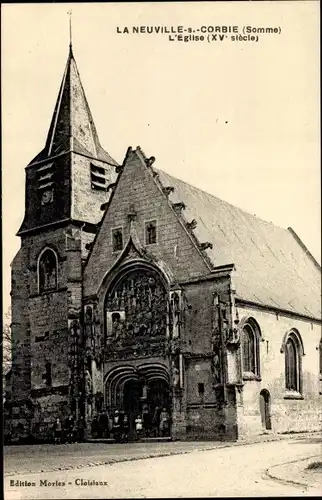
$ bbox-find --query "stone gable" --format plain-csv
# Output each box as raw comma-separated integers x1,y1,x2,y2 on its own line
84,148,210,298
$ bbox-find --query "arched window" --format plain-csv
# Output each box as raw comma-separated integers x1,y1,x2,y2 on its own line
283,330,304,394
38,248,58,293
242,325,255,373
285,337,297,391
240,317,261,379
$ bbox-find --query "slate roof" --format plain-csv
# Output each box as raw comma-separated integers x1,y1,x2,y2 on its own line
29,47,118,166
156,169,321,320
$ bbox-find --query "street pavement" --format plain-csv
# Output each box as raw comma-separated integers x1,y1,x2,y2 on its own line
4,435,321,498
4,440,246,476
4,432,318,476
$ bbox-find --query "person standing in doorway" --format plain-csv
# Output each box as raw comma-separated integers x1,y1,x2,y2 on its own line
102,410,110,438
66,414,75,443
91,414,99,438
112,410,122,442
135,414,143,439
142,404,151,438
159,408,170,437
121,412,129,443
54,417,62,444
152,406,161,437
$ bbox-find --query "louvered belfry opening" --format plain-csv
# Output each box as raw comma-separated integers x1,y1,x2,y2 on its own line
90,163,110,191
36,162,55,202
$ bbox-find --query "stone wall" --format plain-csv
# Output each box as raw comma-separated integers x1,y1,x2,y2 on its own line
11,246,31,404
84,148,210,299
183,281,213,354
9,224,92,441
19,154,71,234
182,276,238,440
235,304,321,437
71,153,117,225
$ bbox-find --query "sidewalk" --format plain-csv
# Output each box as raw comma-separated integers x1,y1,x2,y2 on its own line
266,454,322,492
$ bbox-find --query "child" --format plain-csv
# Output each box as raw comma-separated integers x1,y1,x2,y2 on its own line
54,418,62,444
135,415,143,439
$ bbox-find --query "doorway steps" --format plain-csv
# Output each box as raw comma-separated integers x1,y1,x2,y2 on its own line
140,437,172,443
86,436,173,444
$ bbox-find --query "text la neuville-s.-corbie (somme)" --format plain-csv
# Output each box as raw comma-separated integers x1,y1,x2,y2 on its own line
116,25,281,35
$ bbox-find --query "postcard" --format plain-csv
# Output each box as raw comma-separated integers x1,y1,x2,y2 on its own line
2,2,321,499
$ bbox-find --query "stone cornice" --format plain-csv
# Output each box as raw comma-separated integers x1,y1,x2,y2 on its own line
236,298,321,325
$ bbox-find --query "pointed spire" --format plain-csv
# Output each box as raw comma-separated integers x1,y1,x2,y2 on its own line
29,37,117,166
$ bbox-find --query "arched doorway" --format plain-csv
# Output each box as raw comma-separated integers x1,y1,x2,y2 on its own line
104,364,171,439
149,379,170,410
123,379,142,437
259,389,272,430
122,377,171,438
102,262,172,439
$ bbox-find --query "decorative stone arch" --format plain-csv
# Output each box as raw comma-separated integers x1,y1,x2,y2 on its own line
107,259,170,296
96,234,174,299
280,328,305,356
37,247,59,294
97,238,173,301
238,316,262,379
103,259,170,345
238,316,262,338
103,362,170,409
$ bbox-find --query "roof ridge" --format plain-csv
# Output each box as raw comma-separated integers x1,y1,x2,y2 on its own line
70,54,99,157
46,52,71,156
287,227,321,270
125,147,214,271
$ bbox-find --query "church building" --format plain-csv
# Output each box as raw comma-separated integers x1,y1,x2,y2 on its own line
7,43,322,442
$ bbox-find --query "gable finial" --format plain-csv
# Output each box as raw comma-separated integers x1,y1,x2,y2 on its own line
68,10,73,52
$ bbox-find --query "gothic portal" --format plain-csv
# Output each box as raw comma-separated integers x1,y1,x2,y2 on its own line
100,264,176,436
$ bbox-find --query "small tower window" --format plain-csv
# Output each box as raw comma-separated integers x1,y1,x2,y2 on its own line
42,362,52,387
198,383,205,395
38,248,58,293
90,163,109,191
35,331,49,343
145,220,157,245
36,162,55,192
112,228,123,252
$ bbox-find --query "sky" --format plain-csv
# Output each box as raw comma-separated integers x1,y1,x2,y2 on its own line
2,1,320,315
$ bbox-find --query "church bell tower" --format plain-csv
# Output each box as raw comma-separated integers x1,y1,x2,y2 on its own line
10,40,118,439
18,44,118,236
